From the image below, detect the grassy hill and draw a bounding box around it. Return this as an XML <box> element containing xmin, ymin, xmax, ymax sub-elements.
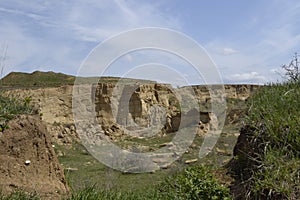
<box><xmin>0</xmin><ymin>71</ymin><xmax>157</xmax><ymax>88</ymax></box>
<box><xmin>0</xmin><ymin>71</ymin><xmax>75</xmax><ymax>87</ymax></box>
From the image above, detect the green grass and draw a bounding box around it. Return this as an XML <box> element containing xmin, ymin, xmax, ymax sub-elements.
<box><xmin>0</xmin><ymin>95</ymin><xmax>33</xmax><ymax>131</ymax></box>
<box><xmin>1</xmin><ymin>71</ymin><xmax>75</xmax><ymax>87</ymax></box>
<box><xmin>252</xmin><ymin>150</ymin><xmax>300</xmax><ymax>199</ymax></box>
<box><xmin>56</xmin><ymin>142</ymin><xmax>172</xmax><ymax>192</ymax></box>
<box><xmin>0</xmin><ymin>155</ymin><xmax>230</xmax><ymax>200</ymax></box>
<box><xmin>158</xmin><ymin>165</ymin><xmax>232</xmax><ymax>200</ymax></box>
<box><xmin>56</xmin><ymin>122</ymin><xmax>240</xmax><ymax>193</ymax></box>
<box><xmin>0</xmin><ymin>71</ymin><xmax>157</xmax><ymax>88</ymax></box>
<box><xmin>67</xmin><ymin>185</ymin><xmax>160</xmax><ymax>200</ymax></box>
<box><xmin>66</xmin><ymin>165</ymin><xmax>231</xmax><ymax>200</ymax></box>
<box><xmin>246</xmin><ymin>83</ymin><xmax>300</xmax><ymax>155</ymax></box>
<box><xmin>0</xmin><ymin>190</ymin><xmax>40</xmax><ymax>200</ymax></box>
<box><xmin>231</xmin><ymin>82</ymin><xmax>300</xmax><ymax>199</ymax></box>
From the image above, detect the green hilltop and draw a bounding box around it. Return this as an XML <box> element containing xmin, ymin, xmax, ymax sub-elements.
<box><xmin>0</xmin><ymin>71</ymin><xmax>75</xmax><ymax>87</ymax></box>
<box><xmin>0</xmin><ymin>71</ymin><xmax>157</xmax><ymax>88</ymax></box>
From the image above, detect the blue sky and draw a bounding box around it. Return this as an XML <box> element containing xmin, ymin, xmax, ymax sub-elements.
<box><xmin>0</xmin><ymin>0</ymin><xmax>300</xmax><ymax>84</ymax></box>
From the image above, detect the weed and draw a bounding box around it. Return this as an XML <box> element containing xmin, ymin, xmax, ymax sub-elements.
<box><xmin>158</xmin><ymin>165</ymin><xmax>232</xmax><ymax>200</ymax></box>
<box><xmin>0</xmin><ymin>95</ymin><xmax>33</xmax><ymax>131</ymax></box>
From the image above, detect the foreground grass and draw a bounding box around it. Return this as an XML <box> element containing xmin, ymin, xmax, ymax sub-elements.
<box><xmin>0</xmin><ymin>190</ymin><xmax>40</xmax><ymax>200</ymax></box>
<box><xmin>68</xmin><ymin>186</ymin><xmax>160</xmax><ymax>200</ymax></box>
<box><xmin>68</xmin><ymin>165</ymin><xmax>231</xmax><ymax>200</ymax></box>
<box><xmin>0</xmin><ymin>165</ymin><xmax>231</xmax><ymax>200</ymax></box>
<box><xmin>231</xmin><ymin>82</ymin><xmax>300</xmax><ymax>199</ymax></box>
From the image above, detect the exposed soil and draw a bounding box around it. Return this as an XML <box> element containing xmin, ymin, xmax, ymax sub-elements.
<box><xmin>0</xmin><ymin>115</ymin><xmax>69</xmax><ymax>199</ymax></box>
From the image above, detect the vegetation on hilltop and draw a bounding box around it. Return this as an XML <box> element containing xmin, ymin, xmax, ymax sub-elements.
<box><xmin>0</xmin><ymin>71</ymin><xmax>75</xmax><ymax>87</ymax></box>
<box><xmin>0</xmin><ymin>71</ymin><xmax>157</xmax><ymax>88</ymax></box>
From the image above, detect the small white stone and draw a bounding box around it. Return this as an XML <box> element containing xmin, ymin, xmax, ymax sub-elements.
<box><xmin>52</xmin><ymin>144</ymin><xmax>55</xmax><ymax>148</ymax></box>
<box><xmin>25</xmin><ymin>160</ymin><xmax>31</xmax><ymax>165</ymax></box>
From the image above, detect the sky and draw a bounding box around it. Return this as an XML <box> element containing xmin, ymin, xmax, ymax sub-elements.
<box><xmin>0</xmin><ymin>0</ymin><xmax>300</xmax><ymax>84</ymax></box>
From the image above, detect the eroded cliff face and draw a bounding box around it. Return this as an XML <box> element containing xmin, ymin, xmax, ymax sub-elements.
<box><xmin>2</xmin><ymin>83</ymin><xmax>259</xmax><ymax>144</ymax></box>
<box><xmin>2</xmin><ymin>86</ymin><xmax>76</xmax><ymax>144</ymax></box>
<box><xmin>94</xmin><ymin>83</ymin><xmax>181</xmax><ymax>137</ymax></box>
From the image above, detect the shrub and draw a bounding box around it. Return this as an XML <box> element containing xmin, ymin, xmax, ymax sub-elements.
<box><xmin>282</xmin><ymin>53</ymin><xmax>300</xmax><ymax>83</ymax></box>
<box><xmin>158</xmin><ymin>165</ymin><xmax>232</xmax><ymax>200</ymax></box>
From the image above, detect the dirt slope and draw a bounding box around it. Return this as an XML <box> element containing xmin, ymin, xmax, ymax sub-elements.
<box><xmin>0</xmin><ymin>115</ymin><xmax>69</xmax><ymax>199</ymax></box>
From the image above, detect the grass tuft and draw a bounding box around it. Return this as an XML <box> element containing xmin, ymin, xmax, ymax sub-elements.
<box><xmin>0</xmin><ymin>95</ymin><xmax>33</xmax><ymax>131</ymax></box>
<box><xmin>158</xmin><ymin>165</ymin><xmax>232</xmax><ymax>200</ymax></box>
<box><xmin>0</xmin><ymin>190</ymin><xmax>40</xmax><ymax>200</ymax></box>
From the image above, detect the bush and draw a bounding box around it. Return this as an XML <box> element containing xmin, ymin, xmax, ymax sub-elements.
<box><xmin>282</xmin><ymin>53</ymin><xmax>299</xmax><ymax>83</ymax></box>
<box><xmin>158</xmin><ymin>165</ymin><xmax>232</xmax><ymax>200</ymax></box>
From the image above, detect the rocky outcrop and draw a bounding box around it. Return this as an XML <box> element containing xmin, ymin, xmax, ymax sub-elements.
<box><xmin>2</xmin><ymin>83</ymin><xmax>260</xmax><ymax>143</ymax></box>
<box><xmin>94</xmin><ymin>83</ymin><xmax>181</xmax><ymax>137</ymax></box>
<box><xmin>0</xmin><ymin>115</ymin><xmax>69</xmax><ymax>199</ymax></box>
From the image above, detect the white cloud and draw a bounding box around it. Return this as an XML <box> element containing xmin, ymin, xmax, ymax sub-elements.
<box><xmin>223</xmin><ymin>47</ymin><xmax>238</xmax><ymax>56</ymax></box>
<box><xmin>227</xmin><ymin>72</ymin><xmax>267</xmax><ymax>83</ymax></box>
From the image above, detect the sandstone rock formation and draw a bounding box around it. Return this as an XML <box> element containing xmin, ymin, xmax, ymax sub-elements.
<box><xmin>2</xmin><ymin>83</ymin><xmax>259</xmax><ymax>144</ymax></box>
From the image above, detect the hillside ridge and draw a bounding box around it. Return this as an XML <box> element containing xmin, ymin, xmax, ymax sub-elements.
<box><xmin>0</xmin><ymin>71</ymin><xmax>261</xmax><ymax>88</ymax></box>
